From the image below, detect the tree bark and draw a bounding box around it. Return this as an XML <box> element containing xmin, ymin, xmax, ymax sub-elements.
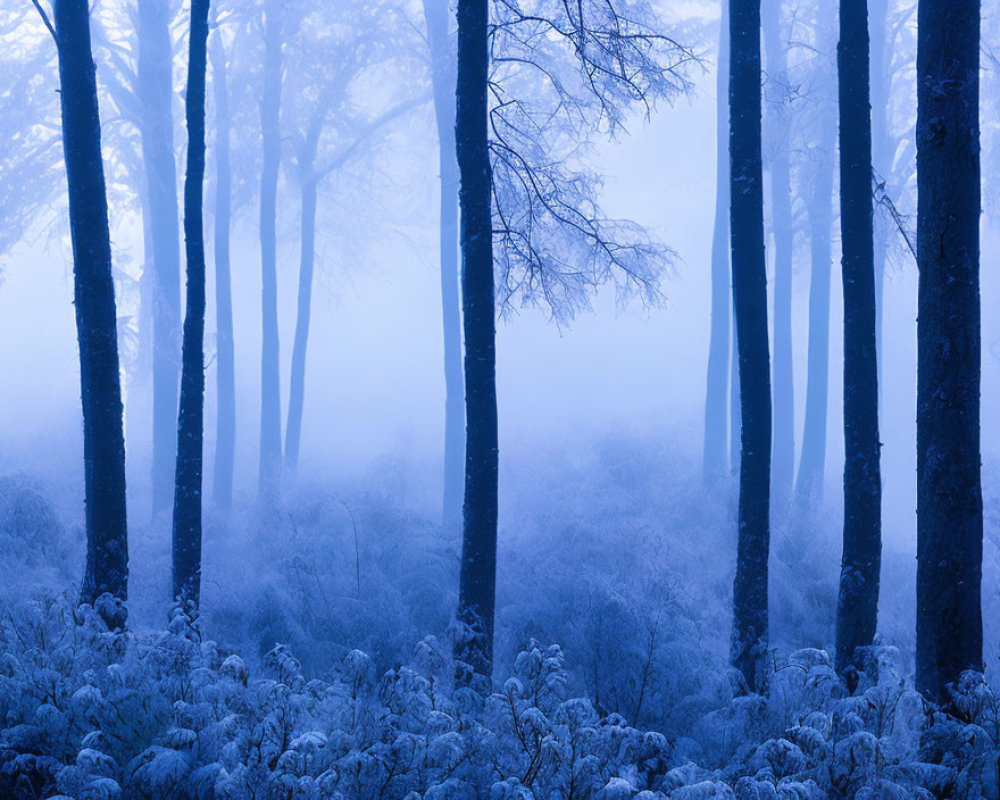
<box><xmin>835</xmin><ymin>0</ymin><xmax>882</xmax><ymax>673</ymax></box>
<box><xmin>137</xmin><ymin>0</ymin><xmax>182</xmax><ymax>517</ymax></box>
<box><xmin>258</xmin><ymin>0</ymin><xmax>284</xmax><ymax>505</ymax></box>
<box><xmin>729</xmin><ymin>0</ymin><xmax>771</xmax><ymax>694</ymax></box>
<box><xmin>53</xmin><ymin>0</ymin><xmax>130</xmax><ymax>626</ymax></box>
<box><xmin>915</xmin><ymin>0</ymin><xmax>983</xmax><ymax>702</ymax></box>
<box><xmin>703</xmin><ymin>2</ymin><xmax>732</xmax><ymax>485</ymax></box>
<box><xmin>211</xmin><ymin>30</ymin><xmax>235</xmax><ymax>510</ymax></box>
<box><xmin>762</xmin><ymin>0</ymin><xmax>794</xmax><ymax>511</ymax></box>
<box><xmin>423</xmin><ymin>0</ymin><xmax>465</xmax><ymax>537</ymax></box>
<box><xmin>172</xmin><ymin>0</ymin><xmax>210</xmax><ymax>609</ymax></box>
<box><xmin>455</xmin><ymin>0</ymin><xmax>498</xmax><ymax>682</ymax></box>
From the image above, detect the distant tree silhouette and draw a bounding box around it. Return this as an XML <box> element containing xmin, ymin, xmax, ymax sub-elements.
<box><xmin>762</xmin><ymin>0</ymin><xmax>794</xmax><ymax>512</ymax></box>
<box><xmin>257</xmin><ymin>0</ymin><xmax>283</xmax><ymax>506</ymax></box>
<box><xmin>137</xmin><ymin>0</ymin><xmax>183</xmax><ymax>517</ymax></box>
<box><xmin>210</xmin><ymin>23</ymin><xmax>235</xmax><ymax>510</ymax></box>
<box><xmin>423</xmin><ymin>0</ymin><xmax>465</xmax><ymax>538</ymax></box>
<box><xmin>703</xmin><ymin>2</ymin><xmax>731</xmax><ymax>485</ymax></box>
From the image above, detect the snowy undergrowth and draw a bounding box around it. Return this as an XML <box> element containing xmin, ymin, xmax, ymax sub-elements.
<box><xmin>2</xmin><ymin>601</ymin><xmax>999</xmax><ymax>799</ymax></box>
<box><xmin>2</xmin><ymin>440</ymin><xmax>1000</xmax><ymax>797</ymax></box>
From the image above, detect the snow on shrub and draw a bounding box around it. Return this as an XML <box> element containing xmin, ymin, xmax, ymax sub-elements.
<box><xmin>0</xmin><ymin>599</ymin><xmax>996</xmax><ymax>799</ymax></box>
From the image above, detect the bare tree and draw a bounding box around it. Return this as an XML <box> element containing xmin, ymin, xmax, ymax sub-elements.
<box><xmin>172</xmin><ymin>0</ymin><xmax>211</xmax><ymax>611</ymax></box>
<box><xmin>915</xmin><ymin>0</ymin><xmax>982</xmax><ymax>703</ymax></box>
<box><xmin>33</xmin><ymin>0</ymin><xmax>130</xmax><ymax>627</ymax></box>
<box><xmin>835</xmin><ymin>0</ymin><xmax>882</xmax><ymax>673</ymax></box>
<box><xmin>423</xmin><ymin>0</ymin><xmax>465</xmax><ymax>538</ymax></box>
<box><xmin>454</xmin><ymin>0</ymin><xmax>694</xmax><ymax>680</ymax></box>
<box><xmin>728</xmin><ymin>0</ymin><xmax>771</xmax><ymax>694</ymax></box>
<box><xmin>257</xmin><ymin>0</ymin><xmax>283</xmax><ymax>506</ymax></box>
<box><xmin>703</xmin><ymin>1</ymin><xmax>731</xmax><ymax>485</ymax></box>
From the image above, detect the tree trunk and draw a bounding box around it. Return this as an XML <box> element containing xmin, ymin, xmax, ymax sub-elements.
<box><xmin>835</xmin><ymin>0</ymin><xmax>882</xmax><ymax>673</ymax></box>
<box><xmin>258</xmin><ymin>0</ymin><xmax>283</xmax><ymax>505</ymax></box>
<box><xmin>423</xmin><ymin>0</ymin><xmax>465</xmax><ymax>537</ymax></box>
<box><xmin>915</xmin><ymin>0</ymin><xmax>982</xmax><ymax>703</ymax></box>
<box><xmin>762</xmin><ymin>0</ymin><xmax>794</xmax><ymax>511</ymax></box>
<box><xmin>284</xmin><ymin>176</ymin><xmax>318</xmax><ymax>471</ymax></box>
<box><xmin>455</xmin><ymin>0</ymin><xmax>498</xmax><ymax>682</ymax></box>
<box><xmin>703</xmin><ymin>1</ymin><xmax>732</xmax><ymax>485</ymax></box>
<box><xmin>730</xmin><ymin>315</ymin><xmax>740</xmax><ymax>475</ymax></box>
<box><xmin>137</xmin><ymin>0</ymin><xmax>182</xmax><ymax>516</ymax></box>
<box><xmin>53</xmin><ymin>0</ymin><xmax>130</xmax><ymax>627</ymax></box>
<box><xmin>172</xmin><ymin>0</ymin><xmax>210</xmax><ymax>610</ymax></box>
<box><xmin>795</xmin><ymin>121</ymin><xmax>835</xmax><ymax>506</ymax></box>
<box><xmin>869</xmin><ymin>0</ymin><xmax>889</xmax><ymax>391</ymax></box>
<box><xmin>729</xmin><ymin>0</ymin><xmax>772</xmax><ymax>694</ymax></box>
<box><xmin>211</xmin><ymin>31</ymin><xmax>235</xmax><ymax>510</ymax></box>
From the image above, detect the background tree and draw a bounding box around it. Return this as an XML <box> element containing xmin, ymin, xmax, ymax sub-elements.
<box><xmin>36</xmin><ymin>0</ymin><xmax>130</xmax><ymax>626</ymax></box>
<box><xmin>423</xmin><ymin>0</ymin><xmax>465</xmax><ymax>535</ymax></box>
<box><xmin>729</xmin><ymin>0</ymin><xmax>771</xmax><ymax>693</ymax></box>
<box><xmin>795</xmin><ymin>119</ymin><xmax>836</xmax><ymax>506</ymax></box>
<box><xmin>210</xmin><ymin>15</ymin><xmax>235</xmax><ymax>509</ymax></box>
<box><xmin>282</xmin><ymin>3</ymin><xmax>427</xmax><ymax>474</ymax></box>
<box><xmin>137</xmin><ymin>0</ymin><xmax>183</xmax><ymax>517</ymax></box>
<box><xmin>454</xmin><ymin>0</ymin><xmax>694</xmax><ymax>679</ymax></box>
<box><xmin>835</xmin><ymin>0</ymin><xmax>881</xmax><ymax>672</ymax></box>
<box><xmin>915</xmin><ymin>0</ymin><xmax>982</xmax><ymax>702</ymax></box>
<box><xmin>257</xmin><ymin>0</ymin><xmax>284</xmax><ymax>505</ymax></box>
<box><xmin>172</xmin><ymin>0</ymin><xmax>210</xmax><ymax>610</ymax></box>
<box><xmin>0</xmin><ymin>17</ymin><xmax>63</xmax><ymax>258</ymax></box>
<box><xmin>762</xmin><ymin>0</ymin><xmax>794</xmax><ymax>512</ymax></box>
<box><xmin>870</xmin><ymin>0</ymin><xmax>916</xmax><ymax>381</ymax></box>
<box><xmin>702</xmin><ymin>1</ymin><xmax>731</xmax><ymax>485</ymax></box>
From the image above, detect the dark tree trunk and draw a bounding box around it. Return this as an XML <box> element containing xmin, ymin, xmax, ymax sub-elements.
<box><xmin>172</xmin><ymin>0</ymin><xmax>210</xmax><ymax>609</ymax></box>
<box><xmin>211</xmin><ymin>31</ymin><xmax>235</xmax><ymax>510</ymax></box>
<box><xmin>915</xmin><ymin>0</ymin><xmax>983</xmax><ymax>702</ymax></box>
<box><xmin>703</xmin><ymin>2</ymin><xmax>732</xmax><ymax>485</ymax></box>
<box><xmin>729</xmin><ymin>0</ymin><xmax>772</xmax><ymax>694</ymax></box>
<box><xmin>795</xmin><ymin>121</ymin><xmax>835</xmax><ymax>506</ymax></box>
<box><xmin>284</xmin><ymin>172</ymin><xmax>318</xmax><ymax>472</ymax></box>
<box><xmin>258</xmin><ymin>0</ymin><xmax>284</xmax><ymax>504</ymax></box>
<box><xmin>455</xmin><ymin>0</ymin><xmax>498</xmax><ymax>681</ymax></box>
<box><xmin>423</xmin><ymin>0</ymin><xmax>465</xmax><ymax>536</ymax></box>
<box><xmin>137</xmin><ymin>0</ymin><xmax>182</xmax><ymax>517</ymax></box>
<box><xmin>762</xmin><ymin>0</ymin><xmax>794</xmax><ymax>511</ymax></box>
<box><xmin>53</xmin><ymin>0</ymin><xmax>129</xmax><ymax>626</ymax></box>
<box><xmin>835</xmin><ymin>0</ymin><xmax>882</xmax><ymax>673</ymax></box>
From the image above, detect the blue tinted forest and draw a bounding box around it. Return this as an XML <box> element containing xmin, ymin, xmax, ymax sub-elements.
<box><xmin>0</xmin><ymin>0</ymin><xmax>998</xmax><ymax>797</ymax></box>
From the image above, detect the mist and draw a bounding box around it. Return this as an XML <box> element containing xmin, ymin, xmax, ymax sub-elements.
<box><xmin>1</xmin><ymin>0</ymin><xmax>999</xmax><ymax>797</ymax></box>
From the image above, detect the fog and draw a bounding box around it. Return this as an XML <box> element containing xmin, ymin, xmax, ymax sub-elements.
<box><xmin>1</xmin><ymin>0</ymin><xmax>999</xmax><ymax>795</ymax></box>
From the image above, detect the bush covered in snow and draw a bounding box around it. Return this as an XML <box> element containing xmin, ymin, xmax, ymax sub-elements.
<box><xmin>1</xmin><ymin>599</ymin><xmax>998</xmax><ymax>800</ymax></box>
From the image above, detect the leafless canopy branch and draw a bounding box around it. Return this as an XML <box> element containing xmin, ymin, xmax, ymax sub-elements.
<box><xmin>30</xmin><ymin>0</ymin><xmax>57</xmax><ymax>44</ymax></box>
<box><xmin>486</xmin><ymin>0</ymin><xmax>697</xmax><ymax>320</ymax></box>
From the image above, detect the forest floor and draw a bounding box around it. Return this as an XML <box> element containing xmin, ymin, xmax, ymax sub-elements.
<box><xmin>1</xmin><ymin>436</ymin><xmax>999</xmax><ymax>798</ymax></box>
